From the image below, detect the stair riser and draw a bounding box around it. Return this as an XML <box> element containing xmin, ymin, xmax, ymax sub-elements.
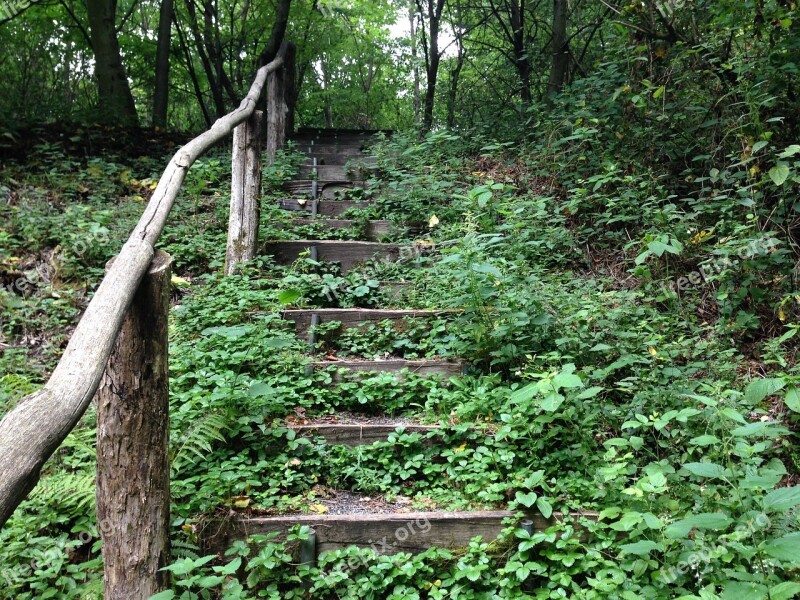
<box><xmin>283</xmin><ymin>309</ymin><xmax>446</xmax><ymax>336</ymax></box>
<box><xmin>264</xmin><ymin>241</ymin><xmax>400</xmax><ymax>273</ymax></box>
<box><xmin>290</xmin><ymin>219</ymin><xmax>393</xmax><ymax>241</ymax></box>
<box><xmin>304</xmin><ymin>154</ymin><xmax>377</xmax><ymax>166</ymax></box>
<box><xmin>210</xmin><ymin>511</ymin><xmax>593</xmax><ymax>556</ymax></box>
<box><xmin>297</xmin><ymin>165</ymin><xmax>375</xmax><ymax>180</ymax></box>
<box><xmin>312</xmin><ymin>360</ymin><xmax>463</xmax><ymax>379</ymax></box>
<box><xmin>288</xmin><ymin>424</ymin><xmax>442</xmax><ymax>446</ymax></box>
<box><xmin>277</xmin><ymin>199</ymin><xmax>371</xmax><ymax>217</ymax></box>
<box><xmin>282</xmin><ymin>181</ymin><xmax>367</xmax><ymax>199</ymax></box>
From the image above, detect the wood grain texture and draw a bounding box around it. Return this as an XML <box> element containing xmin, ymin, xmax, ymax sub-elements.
<box><xmin>282</xmin><ymin>308</ymin><xmax>450</xmax><ymax>336</ymax></box>
<box><xmin>215</xmin><ymin>510</ymin><xmax>597</xmax><ymax>555</ymax></box>
<box><xmin>225</xmin><ymin>110</ymin><xmax>263</xmax><ymax>274</ymax></box>
<box><xmin>303</xmin><ymin>153</ymin><xmax>377</xmax><ymax>166</ymax></box>
<box><xmin>0</xmin><ymin>50</ymin><xmax>287</xmax><ymax>528</ymax></box>
<box><xmin>288</xmin><ymin>424</ymin><xmax>441</xmax><ymax>446</ymax></box>
<box><xmin>276</xmin><ymin>199</ymin><xmax>372</xmax><ymax>217</ymax></box>
<box><xmin>282</xmin><ymin>180</ymin><xmax>368</xmax><ymax>199</ymax></box>
<box><xmin>96</xmin><ymin>251</ymin><xmax>171</xmax><ymax>600</ymax></box>
<box><xmin>311</xmin><ymin>359</ymin><xmax>464</xmax><ymax>378</ymax></box>
<box><xmin>264</xmin><ymin>240</ymin><xmax>401</xmax><ymax>273</ymax></box>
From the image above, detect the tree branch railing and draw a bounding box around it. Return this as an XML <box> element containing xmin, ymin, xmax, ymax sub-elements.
<box><xmin>0</xmin><ymin>47</ymin><xmax>292</xmax><ymax>533</ymax></box>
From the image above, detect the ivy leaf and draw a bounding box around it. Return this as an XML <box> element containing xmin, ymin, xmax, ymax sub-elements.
<box><xmin>769</xmin><ymin>164</ymin><xmax>791</xmax><ymax>186</ymax></box>
<box><xmin>515</xmin><ymin>491</ymin><xmax>538</xmax><ymax>508</ymax></box>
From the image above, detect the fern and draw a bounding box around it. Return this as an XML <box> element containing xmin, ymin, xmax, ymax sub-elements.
<box><xmin>32</xmin><ymin>471</ymin><xmax>96</xmax><ymax>512</ymax></box>
<box><xmin>171</xmin><ymin>412</ymin><xmax>229</xmax><ymax>473</ymax></box>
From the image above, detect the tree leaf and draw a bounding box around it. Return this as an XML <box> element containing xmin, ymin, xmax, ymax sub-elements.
<box><xmin>278</xmin><ymin>288</ymin><xmax>302</xmax><ymax>305</ymax></box>
<box><xmin>682</xmin><ymin>462</ymin><xmax>728</xmax><ymax>478</ymax></box>
<box><xmin>769</xmin><ymin>164</ymin><xmax>791</xmax><ymax>186</ymax></box>
<box><xmin>515</xmin><ymin>491</ymin><xmax>538</xmax><ymax>508</ymax></box>
<box><xmin>744</xmin><ymin>378</ymin><xmax>785</xmax><ymax>404</ymax></box>
<box><xmin>536</xmin><ymin>496</ymin><xmax>553</xmax><ymax>519</ymax></box>
<box><xmin>785</xmin><ymin>387</ymin><xmax>800</xmax><ymax>413</ymax></box>
<box><xmin>665</xmin><ymin>513</ymin><xmax>732</xmax><ymax>538</ymax></box>
<box><xmin>619</xmin><ymin>540</ymin><xmax>660</xmax><ymax>556</ymax></box>
<box><xmin>763</xmin><ymin>532</ymin><xmax>800</xmax><ymax>563</ymax></box>
<box><xmin>762</xmin><ymin>486</ymin><xmax>800</xmax><ymax>513</ymax></box>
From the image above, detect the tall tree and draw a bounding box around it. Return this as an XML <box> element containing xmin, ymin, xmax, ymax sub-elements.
<box><xmin>86</xmin><ymin>0</ymin><xmax>138</xmax><ymax>124</ymax></box>
<box><xmin>153</xmin><ymin>0</ymin><xmax>173</xmax><ymax>128</ymax></box>
<box><xmin>546</xmin><ymin>0</ymin><xmax>568</xmax><ymax>95</ymax></box>
<box><xmin>416</xmin><ymin>0</ymin><xmax>447</xmax><ymax>131</ymax></box>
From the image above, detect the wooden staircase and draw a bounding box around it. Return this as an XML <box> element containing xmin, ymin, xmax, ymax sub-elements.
<box><xmin>222</xmin><ymin>129</ymin><xmax>593</xmax><ymax>565</ymax></box>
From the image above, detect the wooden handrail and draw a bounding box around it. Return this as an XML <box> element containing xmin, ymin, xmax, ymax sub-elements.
<box><xmin>0</xmin><ymin>53</ymin><xmax>286</xmax><ymax>528</ymax></box>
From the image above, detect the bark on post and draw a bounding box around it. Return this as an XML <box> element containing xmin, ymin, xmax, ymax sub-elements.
<box><xmin>266</xmin><ymin>43</ymin><xmax>290</xmax><ymax>164</ymax></box>
<box><xmin>96</xmin><ymin>250</ymin><xmax>172</xmax><ymax>600</ymax></box>
<box><xmin>226</xmin><ymin>110</ymin><xmax>264</xmax><ymax>274</ymax></box>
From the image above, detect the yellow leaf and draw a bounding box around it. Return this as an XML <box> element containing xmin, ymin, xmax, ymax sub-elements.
<box><xmin>171</xmin><ymin>275</ymin><xmax>191</xmax><ymax>287</ymax></box>
<box><xmin>778</xmin><ymin>305</ymin><xmax>787</xmax><ymax>321</ymax></box>
<box><xmin>454</xmin><ymin>442</ymin><xmax>467</xmax><ymax>453</ymax></box>
<box><xmin>428</xmin><ymin>214</ymin><xmax>440</xmax><ymax>228</ymax></box>
<box><xmin>648</xmin><ymin>347</ymin><xmax>658</xmax><ymax>356</ymax></box>
<box><xmin>308</xmin><ymin>503</ymin><xmax>329</xmax><ymax>514</ymax></box>
<box><xmin>232</xmin><ymin>496</ymin><xmax>251</xmax><ymax>508</ymax></box>
<box><xmin>749</xmin><ymin>165</ymin><xmax>761</xmax><ymax>177</ymax></box>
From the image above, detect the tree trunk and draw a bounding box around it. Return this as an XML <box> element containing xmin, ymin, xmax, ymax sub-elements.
<box><xmin>446</xmin><ymin>48</ymin><xmax>465</xmax><ymax>128</ymax></box>
<box><xmin>509</xmin><ymin>0</ymin><xmax>532</xmax><ymax>105</ymax></box>
<box><xmin>547</xmin><ymin>0</ymin><xmax>569</xmax><ymax>96</ymax></box>
<box><xmin>266</xmin><ymin>45</ymin><xmax>289</xmax><ymax>163</ymax></box>
<box><xmin>96</xmin><ymin>250</ymin><xmax>172</xmax><ymax>599</ymax></box>
<box><xmin>86</xmin><ymin>0</ymin><xmax>138</xmax><ymax>125</ymax></box>
<box><xmin>226</xmin><ymin>111</ymin><xmax>263</xmax><ymax>274</ymax></box>
<box><xmin>153</xmin><ymin>0</ymin><xmax>173</xmax><ymax>128</ymax></box>
<box><xmin>409</xmin><ymin>1</ymin><xmax>421</xmax><ymax>123</ymax></box>
<box><xmin>420</xmin><ymin>0</ymin><xmax>446</xmax><ymax>132</ymax></box>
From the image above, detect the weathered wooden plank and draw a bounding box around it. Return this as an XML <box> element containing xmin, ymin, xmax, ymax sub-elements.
<box><xmin>282</xmin><ymin>308</ymin><xmax>449</xmax><ymax>336</ymax></box>
<box><xmin>301</xmin><ymin>144</ymin><xmax>365</xmax><ymax>157</ymax></box>
<box><xmin>264</xmin><ymin>240</ymin><xmax>401</xmax><ymax>273</ymax></box>
<box><xmin>311</xmin><ymin>359</ymin><xmax>464</xmax><ymax>378</ymax></box>
<box><xmin>297</xmin><ymin>164</ymin><xmax>374</xmax><ymax>180</ymax></box>
<box><xmin>303</xmin><ymin>153</ymin><xmax>377</xmax><ymax>166</ymax></box>
<box><xmin>288</xmin><ymin>424</ymin><xmax>441</xmax><ymax>446</ymax></box>
<box><xmin>282</xmin><ymin>180</ymin><xmax>368</xmax><ymax>199</ymax></box>
<box><xmin>291</xmin><ymin>219</ymin><xmax>394</xmax><ymax>240</ymax></box>
<box><xmin>276</xmin><ymin>199</ymin><xmax>373</xmax><ymax>217</ymax></box>
<box><xmin>217</xmin><ymin>510</ymin><xmax>595</xmax><ymax>555</ymax></box>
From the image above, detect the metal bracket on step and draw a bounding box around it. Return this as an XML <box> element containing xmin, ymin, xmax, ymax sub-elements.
<box><xmin>309</xmin><ymin>244</ymin><xmax>319</xmax><ymax>262</ymax></box>
<box><xmin>311</xmin><ymin>198</ymin><xmax>319</xmax><ymax>218</ymax></box>
<box><xmin>307</xmin><ymin>313</ymin><xmax>320</xmax><ymax>350</ymax></box>
<box><xmin>311</xmin><ymin>179</ymin><xmax>319</xmax><ymax>202</ymax></box>
<box><xmin>300</xmin><ymin>527</ymin><xmax>317</xmax><ymax>588</ymax></box>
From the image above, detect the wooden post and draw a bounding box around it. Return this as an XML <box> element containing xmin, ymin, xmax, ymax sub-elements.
<box><xmin>266</xmin><ymin>42</ymin><xmax>291</xmax><ymax>165</ymax></box>
<box><xmin>96</xmin><ymin>250</ymin><xmax>172</xmax><ymax>600</ymax></box>
<box><xmin>225</xmin><ymin>110</ymin><xmax>264</xmax><ymax>274</ymax></box>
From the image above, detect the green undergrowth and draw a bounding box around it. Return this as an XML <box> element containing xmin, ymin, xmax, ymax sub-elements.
<box><xmin>1</xmin><ymin>123</ymin><xmax>800</xmax><ymax>599</ymax></box>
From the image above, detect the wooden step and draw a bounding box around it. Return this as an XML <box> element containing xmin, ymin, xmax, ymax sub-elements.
<box><xmin>304</xmin><ymin>153</ymin><xmax>377</xmax><ymax>166</ymax></box>
<box><xmin>300</xmin><ymin>144</ymin><xmax>365</xmax><ymax>157</ymax></box>
<box><xmin>293</xmin><ymin>127</ymin><xmax>393</xmax><ymax>140</ymax></box>
<box><xmin>283</xmin><ymin>308</ymin><xmax>449</xmax><ymax>336</ymax></box>
<box><xmin>290</xmin><ymin>219</ymin><xmax>393</xmax><ymax>240</ymax></box>
<box><xmin>213</xmin><ymin>510</ymin><xmax>594</xmax><ymax>556</ymax></box>
<box><xmin>311</xmin><ymin>359</ymin><xmax>464</xmax><ymax>378</ymax></box>
<box><xmin>288</xmin><ymin>423</ymin><xmax>442</xmax><ymax>446</ymax></box>
<box><xmin>264</xmin><ymin>240</ymin><xmax>400</xmax><ymax>272</ymax></box>
<box><xmin>283</xmin><ymin>180</ymin><xmax>367</xmax><ymax>199</ymax></box>
<box><xmin>297</xmin><ymin>164</ymin><xmax>376</xmax><ymax>180</ymax></box>
<box><xmin>277</xmin><ymin>199</ymin><xmax>372</xmax><ymax>217</ymax></box>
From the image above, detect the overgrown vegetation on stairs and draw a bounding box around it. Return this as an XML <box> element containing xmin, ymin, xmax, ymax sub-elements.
<box><xmin>1</xmin><ymin>123</ymin><xmax>800</xmax><ymax>598</ymax></box>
